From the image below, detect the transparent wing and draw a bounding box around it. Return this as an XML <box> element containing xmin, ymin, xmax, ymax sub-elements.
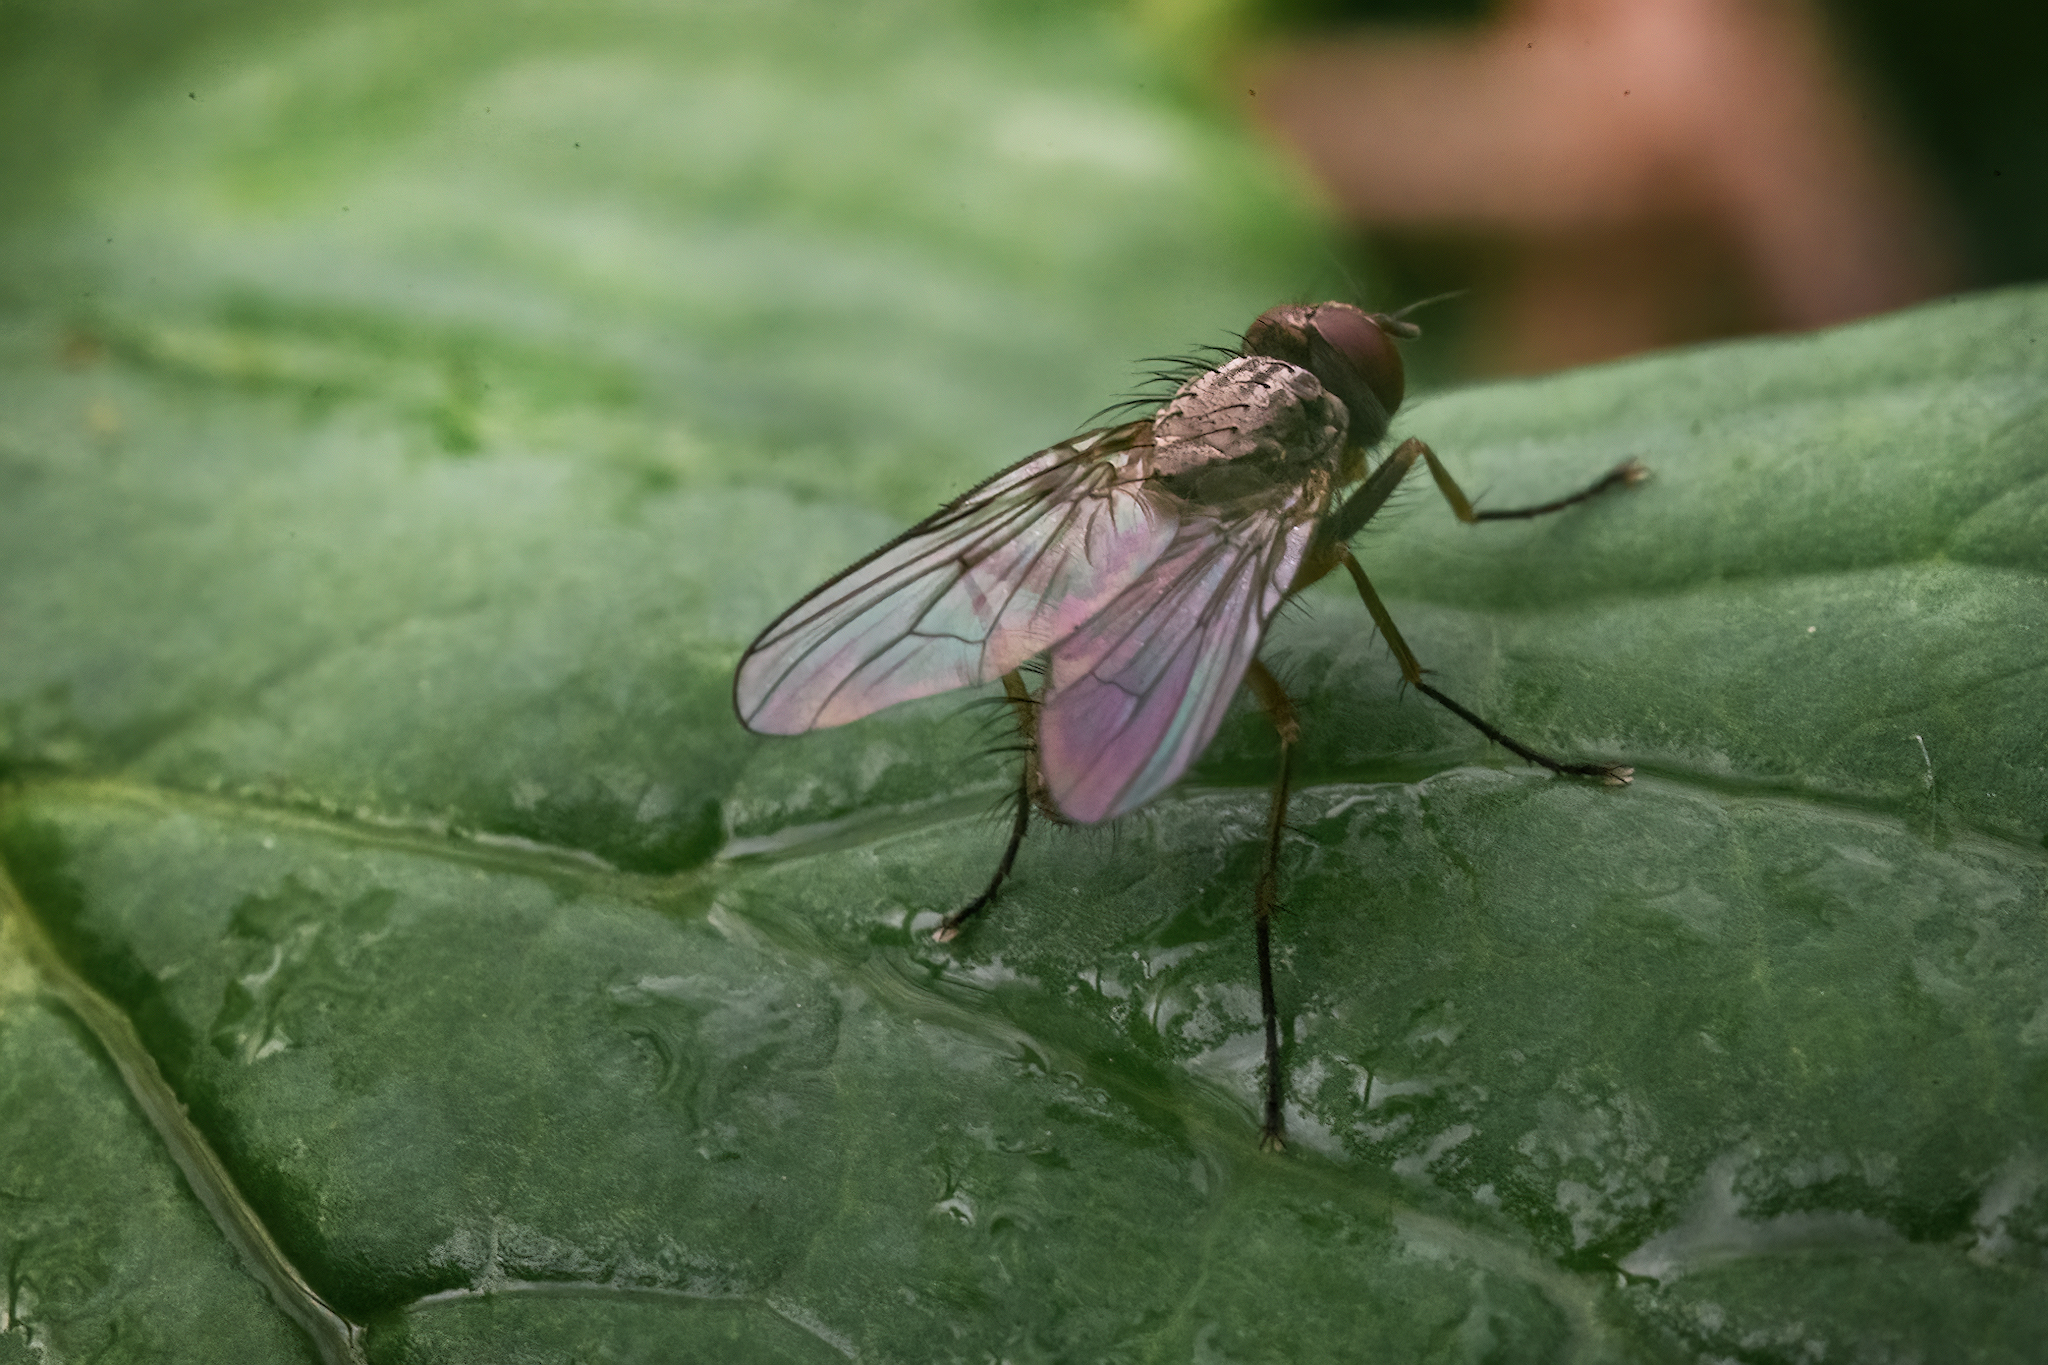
<box><xmin>735</xmin><ymin>424</ymin><xmax>1177</xmax><ymax>734</ymax></box>
<box><xmin>1038</xmin><ymin>494</ymin><xmax>1323</xmax><ymax>824</ymax></box>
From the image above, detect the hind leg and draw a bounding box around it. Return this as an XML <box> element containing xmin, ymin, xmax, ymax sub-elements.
<box><xmin>934</xmin><ymin>671</ymin><xmax>1045</xmax><ymax>943</ymax></box>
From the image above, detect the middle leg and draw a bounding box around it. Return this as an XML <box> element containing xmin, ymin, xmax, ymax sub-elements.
<box><xmin>1336</xmin><ymin>546</ymin><xmax>1632</xmax><ymax>784</ymax></box>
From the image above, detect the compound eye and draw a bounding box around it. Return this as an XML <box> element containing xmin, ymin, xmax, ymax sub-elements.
<box><xmin>1241</xmin><ymin>304</ymin><xmax>1315</xmax><ymax>369</ymax></box>
<box><xmin>1307</xmin><ymin>303</ymin><xmax>1406</xmax><ymax>418</ymax></box>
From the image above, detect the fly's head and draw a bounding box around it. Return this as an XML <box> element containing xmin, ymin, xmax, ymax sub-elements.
<box><xmin>1241</xmin><ymin>302</ymin><xmax>1415</xmax><ymax>454</ymax></box>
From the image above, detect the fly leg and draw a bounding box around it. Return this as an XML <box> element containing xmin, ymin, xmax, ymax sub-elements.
<box><xmin>1336</xmin><ymin>546</ymin><xmax>1632</xmax><ymax>784</ymax></box>
<box><xmin>935</xmin><ymin>671</ymin><xmax>1051</xmax><ymax>943</ymax></box>
<box><xmin>1302</xmin><ymin>441</ymin><xmax>1641</xmax><ymax>778</ymax></box>
<box><xmin>1412</xmin><ymin>442</ymin><xmax>1646</xmax><ymax>525</ymax></box>
<box><xmin>1320</xmin><ymin>439</ymin><xmax>1643</xmax><ymax>547</ymax></box>
<box><xmin>1243</xmin><ymin>658</ymin><xmax>1300</xmax><ymax>1151</ymax></box>
<box><xmin>1469</xmin><ymin>463</ymin><xmax>1648</xmax><ymax>519</ymax></box>
<box><xmin>1445</xmin><ymin>453</ymin><xmax>1647</xmax><ymax>523</ymax></box>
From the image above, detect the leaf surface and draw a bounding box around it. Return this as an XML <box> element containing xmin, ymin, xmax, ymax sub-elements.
<box><xmin>3</xmin><ymin>1</ymin><xmax>2046</xmax><ymax>1361</ymax></box>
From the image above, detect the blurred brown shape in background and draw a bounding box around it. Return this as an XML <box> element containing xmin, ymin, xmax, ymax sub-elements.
<box><xmin>1248</xmin><ymin>0</ymin><xmax>1962</xmax><ymax>373</ymax></box>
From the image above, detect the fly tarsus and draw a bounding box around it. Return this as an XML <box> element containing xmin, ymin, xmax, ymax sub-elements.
<box><xmin>1246</xmin><ymin>660</ymin><xmax>1298</xmax><ymax>1151</ymax></box>
<box><xmin>1337</xmin><ymin>549</ymin><xmax>1633</xmax><ymax>787</ymax></box>
<box><xmin>1413</xmin><ymin>680</ymin><xmax>1633</xmax><ymax>785</ymax></box>
<box><xmin>1256</xmin><ymin>907</ymin><xmax>1287</xmax><ymax>1152</ymax></box>
<box><xmin>1471</xmin><ymin>457</ymin><xmax>1648</xmax><ymax>521</ymax></box>
<box><xmin>934</xmin><ymin>770</ymin><xmax>1032</xmax><ymax>942</ymax></box>
<box><xmin>935</xmin><ymin>671</ymin><xmax>1043</xmax><ymax>943</ymax></box>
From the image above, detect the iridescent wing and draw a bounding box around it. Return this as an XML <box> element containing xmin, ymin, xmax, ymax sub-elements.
<box><xmin>735</xmin><ymin>423</ymin><xmax>1177</xmax><ymax>734</ymax></box>
<box><xmin>1037</xmin><ymin>490</ymin><xmax>1325</xmax><ymax>823</ymax></box>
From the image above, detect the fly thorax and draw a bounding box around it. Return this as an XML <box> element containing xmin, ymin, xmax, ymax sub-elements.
<box><xmin>1149</xmin><ymin>356</ymin><xmax>1347</xmax><ymax>507</ymax></box>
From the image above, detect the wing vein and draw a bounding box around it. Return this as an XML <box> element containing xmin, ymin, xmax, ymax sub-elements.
<box><xmin>734</xmin><ymin>425</ymin><xmax>1178</xmax><ymax>734</ymax></box>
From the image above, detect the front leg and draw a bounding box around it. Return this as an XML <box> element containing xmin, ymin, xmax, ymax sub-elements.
<box><xmin>1315</xmin><ymin>438</ymin><xmax>1645</xmax><ymax>554</ymax></box>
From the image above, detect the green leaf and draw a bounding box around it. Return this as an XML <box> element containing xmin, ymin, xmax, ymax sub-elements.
<box><xmin>4</xmin><ymin>1</ymin><xmax>2046</xmax><ymax>1361</ymax></box>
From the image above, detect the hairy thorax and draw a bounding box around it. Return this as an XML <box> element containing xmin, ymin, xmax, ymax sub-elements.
<box><xmin>1148</xmin><ymin>356</ymin><xmax>1349</xmax><ymax>508</ymax></box>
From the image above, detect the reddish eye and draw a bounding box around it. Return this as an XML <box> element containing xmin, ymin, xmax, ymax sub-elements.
<box><xmin>1304</xmin><ymin>303</ymin><xmax>1406</xmax><ymax>418</ymax></box>
<box><xmin>1243</xmin><ymin>301</ymin><xmax>1412</xmax><ymax>425</ymax></box>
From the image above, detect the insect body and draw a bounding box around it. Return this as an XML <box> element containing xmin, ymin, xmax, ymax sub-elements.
<box><xmin>734</xmin><ymin>302</ymin><xmax>1640</xmax><ymax>1148</ymax></box>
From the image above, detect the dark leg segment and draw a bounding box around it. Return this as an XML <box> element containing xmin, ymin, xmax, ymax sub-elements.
<box><xmin>1336</xmin><ymin>547</ymin><xmax>1632</xmax><ymax>784</ymax></box>
<box><xmin>933</xmin><ymin>762</ymin><xmax>1030</xmax><ymax>942</ymax></box>
<box><xmin>1243</xmin><ymin>658</ymin><xmax>1299</xmax><ymax>1150</ymax></box>
<box><xmin>1234</xmin><ymin>446</ymin><xmax>1639</xmax><ymax>1149</ymax></box>
<box><xmin>934</xmin><ymin>671</ymin><xmax>1041</xmax><ymax>943</ymax></box>
<box><xmin>1421</xmin><ymin>445</ymin><xmax>1645</xmax><ymax>526</ymax></box>
<box><xmin>1410</xmin><ymin>679</ymin><xmax>1630</xmax><ymax>783</ymax></box>
<box><xmin>1470</xmin><ymin>458</ymin><xmax>1647</xmax><ymax>521</ymax></box>
<box><xmin>1253</xmin><ymin>754</ymin><xmax>1293</xmax><ymax>1151</ymax></box>
<box><xmin>1320</xmin><ymin>439</ymin><xmax>1643</xmax><ymax>551</ymax></box>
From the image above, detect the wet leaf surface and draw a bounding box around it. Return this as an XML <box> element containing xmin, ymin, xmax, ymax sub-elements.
<box><xmin>3</xmin><ymin>1</ymin><xmax>2046</xmax><ymax>1361</ymax></box>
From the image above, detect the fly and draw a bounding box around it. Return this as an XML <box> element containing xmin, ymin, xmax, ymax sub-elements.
<box><xmin>733</xmin><ymin>301</ymin><xmax>1644</xmax><ymax>1149</ymax></box>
